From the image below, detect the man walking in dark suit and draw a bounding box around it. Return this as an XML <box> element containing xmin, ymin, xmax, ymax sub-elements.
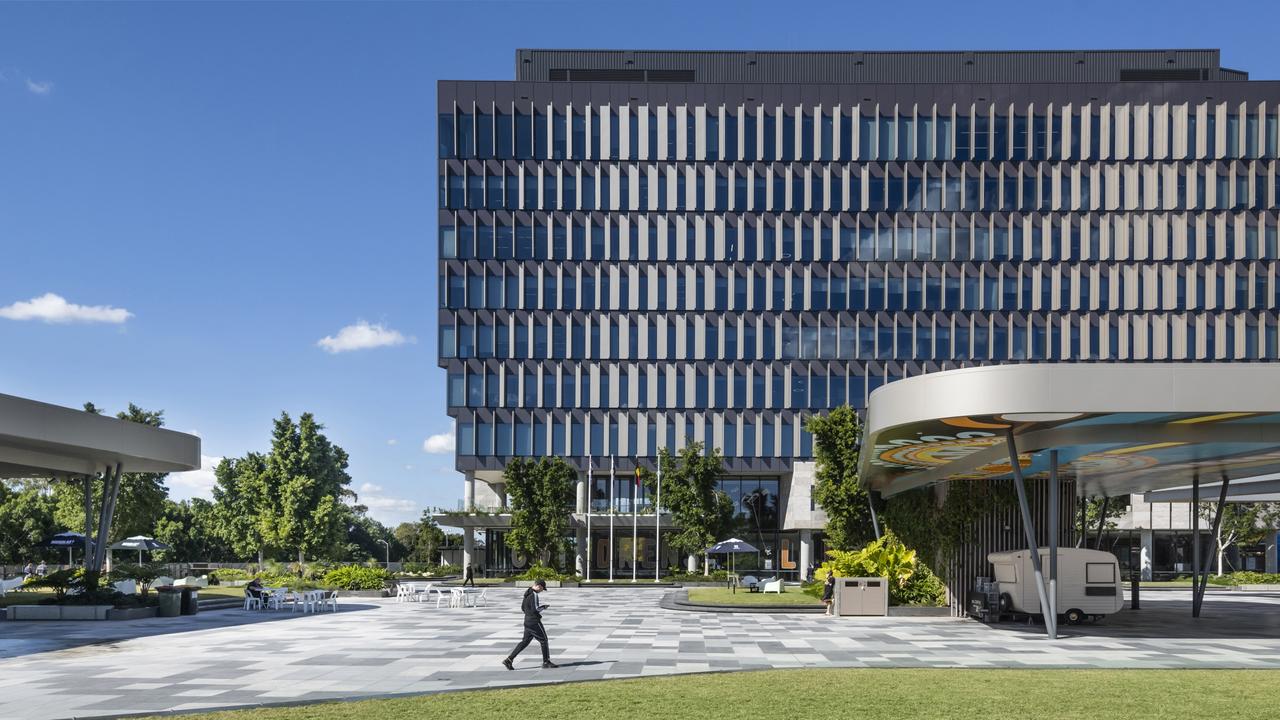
<box><xmin>502</xmin><ymin>579</ymin><xmax>558</xmax><ymax>669</ymax></box>
<box><xmin>462</xmin><ymin>564</ymin><xmax>475</xmax><ymax>587</ymax></box>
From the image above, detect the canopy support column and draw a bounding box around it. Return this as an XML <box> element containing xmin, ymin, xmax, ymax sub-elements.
<box><xmin>1005</xmin><ymin>429</ymin><xmax>1057</xmax><ymax>639</ymax></box>
<box><xmin>91</xmin><ymin>463</ymin><xmax>123</xmax><ymax>574</ymax></box>
<box><xmin>1193</xmin><ymin>474</ymin><xmax>1231</xmax><ymax>617</ymax></box>
<box><xmin>1048</xmin><ymin>450</ymin><xmax>1059</xmax><ymax>628</ymax></box>
<box><xmin>1094</xmin><ymin>496</ymin><xmax>1110</xmax><ymax>549</ymax></box>
<box><xmin>81</xmin><ymin>474</ymin><xmax>93</xmax><ymax>567</ymax></box>
<box><xmin>868</xmin><ymin>494</ymin><xmax>881</xmax><ymax>540</ymax></box>
<box><xmin>1191</xmin><ymin>474</ymin><xmax>1201</xmax><ymax>618</ymax></box>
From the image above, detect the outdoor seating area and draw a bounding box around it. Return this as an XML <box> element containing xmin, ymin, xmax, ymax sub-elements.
<box><xmin>243</xmin><ymin>587</ymin><xmax>340</xmax><ymax>614</ymax></box>
<box><xmin>394</xmin><ymin>581</ymin><xmax>487</xmax><ymax>608</ymax></box>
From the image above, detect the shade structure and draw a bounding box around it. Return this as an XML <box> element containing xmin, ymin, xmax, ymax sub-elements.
<box><xmin>109</xmin><ymin>536</ymin><xmax>172</xmax><ymax>565</ymax></box>
<box><xmin>858</xmin><ymin>363</ymin><xmax>1280</xmax><ymax>636</ymax></box>
<box><xmin>705</xmin><ymin>538</ymin><xmax>759</xmax><ymax>576</ymax></box>
<box><xmin>860</xmin><ymin>364</ymin><xmax>1280</xmax><ymax>499</ymax></box>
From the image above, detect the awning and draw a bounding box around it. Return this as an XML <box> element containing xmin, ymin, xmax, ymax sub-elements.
<box><xmin>860</xmin><ymin>364</ymin><xmax>1280</xmax><ymax>499</ymax></box>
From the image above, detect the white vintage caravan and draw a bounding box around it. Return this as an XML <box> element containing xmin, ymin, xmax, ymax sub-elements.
<box><xmin>987</xmin><ymin>548</ymin><xmax>1125</xmax><ymax>624</ymax></box>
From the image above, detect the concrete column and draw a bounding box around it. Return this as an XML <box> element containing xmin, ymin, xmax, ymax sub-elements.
<box><xmin>1139</xmin><ymin>530</ymin><xmax>1154</xmax><ymax>581</ymax></box>
<box><xmin>576</xmin><ymin>473</ymin><xmax>587</xmax><ymax>513</ymax></box>
<box><xmin>575</xmin><ymin>528</ymin><xmax>587</xmax><ymax>576</ymax></box>
<box><xmin>462</xmin><ymin>529</ymin><xmax>475</xmax><ymax>572</ymax></box>
<box><xmin>799</xmin><ymin>530</ymin><xmax>813</xmax><ymax>581</ymax></box>
<box><xmin>463</xmin><ymin>472</ymin><xmax>475</xmax><ymax>511</ymax></box>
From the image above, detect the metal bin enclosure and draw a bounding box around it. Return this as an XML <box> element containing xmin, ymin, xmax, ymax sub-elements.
<box><xmin>833</xmin><ymin>577</ymin><xmax>888</xmax><ymax>616</ymax></box>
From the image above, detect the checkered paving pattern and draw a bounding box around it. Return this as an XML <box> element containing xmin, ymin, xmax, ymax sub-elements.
<box><xmin>2</xmin><ymin>588</ymin><xmax>1279</xmax><ymax>719</ymax></box>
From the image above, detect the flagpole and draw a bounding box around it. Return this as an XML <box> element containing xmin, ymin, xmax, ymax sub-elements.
<box><xmin>654</xmin><ymin>454</ymin><xmax>661</xmax><ymax>583</ymax></box>
<box><xmin>586</xmin><ymin>455</ymin><xmax>592</xmax><ymax>583</ymax></box>
<box><xmin>608</xmin><ymin>455</ymin><xmax>615</xmax><ymax>583</ymax></box>
<box><xmin>632</xmin><ymin>464</ymin><xmax>638</xmax><ymax>583</ymax></box>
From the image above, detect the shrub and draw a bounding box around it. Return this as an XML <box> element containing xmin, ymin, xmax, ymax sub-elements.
<box><xmin>322</xmin><ymin>564</ymin><xmax>391</xmax><ymax>590</ymax></box>
<box><xmin>511</xmin><ymin>564</ymin><xmax>578</xmax><ymax>582</ymax></box>
<box><xmin>109</xmin><ymin>563</ymin><xmax>166</xmax><ymax>595</ymax></box>
<box><xmin>433</xmin><ymin>564</ymin><xmax>461</xmax><ymax>576</ymax></box>
<box><xmin>1207</xmin><ymin>571</ymin><xmax>1280</xmax><ymax>586</ymax></box>
<box><xmin>28</xmin><ymin>568</ymin><xmax>85</xmax><ymax>602</ymax></box>
<box><xmin>816</xmin><ymin>531</ymin><xmax>947</xmax><ymax>607</ymax></box>
<box><xmin>208</xmin><ymin>568</ymin><xmax>252</xmax><ymax>585</ymax></box>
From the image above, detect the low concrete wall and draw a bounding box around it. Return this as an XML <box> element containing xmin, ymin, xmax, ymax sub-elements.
<box><xmin>107</xmin><ymin>606</ymin><xmax>159</xmax><ymax>621</ymax></box>
<box><xmin>1235</xmin><ymin>584</ymin><xmax>1280</xmax><ymax>592</ymax></box>
<box><xmin>7</xmin><ymin>605</ymin><xmax>113</xmax><ymax>621</ymax></box>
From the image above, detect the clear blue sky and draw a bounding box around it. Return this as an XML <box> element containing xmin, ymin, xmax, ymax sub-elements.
<box><xmin>2</xmin><ymin>0</ymin><xmax>1277</xmax><ymax>528</ymax></box>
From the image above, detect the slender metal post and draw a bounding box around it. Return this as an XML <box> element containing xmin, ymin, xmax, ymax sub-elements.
<box><xmin>1094</xmin><ymin>496</ymin><xmax>1110</xmax><ymax>549</ymax></box>
<box><xmin>586</xmin><ymin>457</ymin><xmax>592</xmax><ymax>583</ymax></box>
<box><xmin>632</xmin><ymin>466</ymin><xmax>638</xmax><ymax>583</ymax></box>
<box><xmin>1194</xmin><ymin>475</ymin><xmax>1231</xmax><ymax>617</ymax></box>
<box><xmin>82</xmin><ymin>475</ymin><xmax>93</xmax><ymax>566</ymax></box>
<box><xmin>868</xmin><ymin>494</ymin><xmax>882</xmax><ymax>540</ymax></box>
<box><xmin>1048</xmin><ymin>450</ymin><xmax>1059</xmax><ymax>626</ymax></box>
<box><xmin>1191</xmin><ymin>473</ymin><xmax>1201</xmax><ymax>618</ymax></box>
<box><xmin>1005</xmin><ymin>429</ymin><xmax>1056</xmax><ymax>639</ymax></box>
<box><xmin>608</xmin><ymin>455</ymin><xmax>615</xmax><ymax>583</ymax></box>
<box><xmin>654</xmin><ymin>455</ymin><xmax>662</xmax><ymax>583</ymax></box>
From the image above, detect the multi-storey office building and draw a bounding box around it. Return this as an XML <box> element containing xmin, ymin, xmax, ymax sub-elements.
<box><xmin>437</xmin><ymin>49</ymin><xmax>1280</xmax><ymax>580</ymax></box>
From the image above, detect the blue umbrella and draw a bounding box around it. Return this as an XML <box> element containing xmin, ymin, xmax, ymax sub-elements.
<box><xmin>43</xmin><ymin>532</ymin><xmax>94</xmax><ymax>565</ymax></box>
<box><xmin>705</xmin><ymin>537</ymin><xmax>760</xmax><ymax>575</ymax></box>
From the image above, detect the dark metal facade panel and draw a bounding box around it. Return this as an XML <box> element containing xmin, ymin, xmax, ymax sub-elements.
<box><xmin>512</xmin><ymin>49</ymin><xmax>1244</xmax><ymax>84</ymax></box>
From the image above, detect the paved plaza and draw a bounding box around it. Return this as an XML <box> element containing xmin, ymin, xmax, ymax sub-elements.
<box><xmin>2</xmin><ymin>588</ymin><xmax>1280</xmax><ymax>719</ymax></box>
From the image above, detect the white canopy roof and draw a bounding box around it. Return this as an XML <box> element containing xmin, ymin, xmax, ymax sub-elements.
<box><xmin>860</xmin><ymin>364</ymin><xmax>1280</xmax><ymax>499</ymax></box>
<box><xmin>0</xmin><ymin>393</ymin><xmax>200</xmax><ymax>477</ymax></box>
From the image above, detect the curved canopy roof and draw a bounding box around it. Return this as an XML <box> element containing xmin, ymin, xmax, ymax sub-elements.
<box><xmin>859</xmin><ymin>364</ymin><xmax>1280</xmax><ymax>499</ymax></box>
<box><xmin>0</xmin><ymin>393</ymin><xmax>200</xmax><ymax>478</ymax></box>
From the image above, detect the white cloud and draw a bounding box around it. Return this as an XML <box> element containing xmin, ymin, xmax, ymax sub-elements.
<box><xmin>386</xmin><ymin>438</ymin><xmax>398</xmax><ymax>446</ymax></box>
<box><xmin>423</xmin><ymin>423</ymin><xmax>456</xmax><ymax>454</ymax></box>
<box><xmin>0</xmin><ymin>293</ymin><xmax>132</xmax><ymax>324</ymax></box>
<box><xmin>404</xmin><ymin>464</ymin><xmax>414</xmax><ymax>471</ymax></box>
<box><xmin>316</xmin><ymin>320</ymin><xmax>412</xmax><ymax>354</ymax></box>
<box><xmin>168</xmin><ymin>455</ymin><xmax>222</xmax><ymax>501</ymax></box>
<box><xmin>25</xmin><ymin>78</ymin><xmax>52</xmax><ymax>95</ymax></box>
<box><xmin>348</xmin><ymin>484</ymin><xmax>419</xmax><ymax>524</ymax></box>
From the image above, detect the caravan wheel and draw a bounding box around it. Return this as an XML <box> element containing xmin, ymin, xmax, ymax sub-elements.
<box><xmin>1065</xmin><ymin>608</ymin><xmax>1085</xmax><ymax>625</ymax></box>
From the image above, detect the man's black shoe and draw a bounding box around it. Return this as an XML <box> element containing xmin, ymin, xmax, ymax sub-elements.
<box><xmin>542</xmin><ymin>661</ymin><xmax>559</xmax><ymax>669</ymax></box>
<box><xmin>502</xmin><ymin>658</ymin><xmax>514</xmax><ymax>671</ymax></box>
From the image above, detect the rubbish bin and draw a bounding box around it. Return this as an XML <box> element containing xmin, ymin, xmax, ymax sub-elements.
<box><xmin>833</xmin><ymin>577</ymin><xmax>889</xmax><ymax>616</ymax></box>
<box><xmin>157</xmin><ymin>588</ymin><xmax>182</xmax><ymax>618</ymax></box>
<box><xmin>180</xmin><ymin>587</ymin><xmax>199</xmax><ymax>615</ymax></box>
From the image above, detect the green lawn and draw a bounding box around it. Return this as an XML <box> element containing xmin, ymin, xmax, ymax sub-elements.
<box><xmin>199</xmin><ymin>586</ymin><xmax>248</xmax><ymax>599</ymax></box>
<box><xmin>685</xmin><ymin>587</ymin><xmax>823</xmax><ymax>606</ymax></box>
<box><xmin>131</xmin><ymin>669</ymin><xmax>1280</xmax><ymax>720</ymax></box>
<box><xmin>0</xmin><ymin>590</ymin><xmax>54</xmax><ymax>607</ymax></box>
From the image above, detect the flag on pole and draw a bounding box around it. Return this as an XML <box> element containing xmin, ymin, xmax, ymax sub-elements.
<box><xmin>632</xmin><ymin>464</ymin><xmax>639</xmax><ymax>582</ymax></box>
<box><xmin>608</xmin><ymin>455</ymin><xmax>615</xmax><ymax>583</ymax></box>
<box><xmin>654</xmin><ymin>454</ymin><xmax>662</xmax><ymax>583</ymax></box>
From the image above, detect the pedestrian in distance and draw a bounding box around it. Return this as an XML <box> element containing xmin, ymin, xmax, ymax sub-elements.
<box><xmin>462</xmin><ymin>564</ymin><xmax>475</xmax><ymax>587</ymax></box>
<box><xmin>502</xmin><ymin>579</ymin><xmax>558</xmax><ymax>670</ymax></box>
<box><xmin>22</xmin><ymin>561</ymin><xmax>33</xmax><ymax>576</ymax></box>
<box><xmin>822</xmin><ymin>571</ymin><xmax>837</xmax><ymax>616</ymax></box>
<box><xmin>35</xmin><ymin>560</ymin><xmax>47</xmax><ymax>576</ymax></box>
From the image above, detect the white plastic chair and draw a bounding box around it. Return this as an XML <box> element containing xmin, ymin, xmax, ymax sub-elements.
<box><xmin>320</xmin><ymin>590</ymin><xmax>338</xmax><ymax>612</ymax></box>
<box><xmin>395</xmin><ymin>583</ymin><xmax>414</xmax><ymax>602</ymax></box>
<box><xmin>266</xmin><ymin>587</ymin><xmax>289</xmax><ymax>610</ymax></box>
<box><xmin>243</xmin><ymin>593</ymin><xmax>263</xmax><ymax>611</ymax></box>
<box><xmin>471</xmin><ymin>588</ymin><xmax>488</xmax><ymax>607</ymax></box>
<box><xmin>450</xmin><ymin>587</ymin><xmax>465</xmax><ymax>608</ymax></box>
<box><xmin>762</xmin><ymin>578</ymin><xmax>783</xmax><ymax>594</ymax></box>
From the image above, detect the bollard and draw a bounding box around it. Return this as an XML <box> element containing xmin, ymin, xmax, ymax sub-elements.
<box><xmin>1130</xmin><ymin>577</ymin><xmax>1140</xmax><ymax>610</ymax></box>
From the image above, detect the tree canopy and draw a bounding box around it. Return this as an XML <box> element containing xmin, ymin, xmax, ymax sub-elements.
<box><xmin>504</xmin><ymin>456</ymin><xmax>576</xmax><ymax>569</ymax></box>
<box><xmin>805</xmin><ymin>405</ymin><xmax>875</xmax><ymax>551</ymax></box>
<box><xmin>645</xmin><ymin>441</ymin><xmax>732</xmax><ymax>573</ymax></box>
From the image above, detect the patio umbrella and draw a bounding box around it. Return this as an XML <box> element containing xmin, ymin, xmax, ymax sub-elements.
<box><xmin>705</xmin><ymin>538</ymin><xmax>759</xmax><ymax>576</ymax></box>
<box><xmin>109</xmin><ymin>536</ymin><xmax>172</xmax><ymax>564</ymax></box>
<box><xmin>43</xmin><ymin>531</ymin><xmax>93</xmax><ymax>565</ymax></box>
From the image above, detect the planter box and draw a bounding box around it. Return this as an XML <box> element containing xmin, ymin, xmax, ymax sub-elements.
<box><xmin>8</xmin><ymin>605</ymin><xmax>113</xmax><ymax>621</ymax></box>
<box><xmin>107</xmin><ymin>606</ymin><xmax>159</xmax><ymax>621</ymax></box>
<box><xmin>1236</xmin><ymin>584</ymin><xmax>1280</xmax><ymax>592</ymax></box>
<box><xmin>887</xmin><ymin>605</ymin><xmax>952</xmax><ymax>617</ymax></box>
<box><xmin>515</xmin><ymin>580</ymin><xmax>564</xmax><ymax>588</ymax></box>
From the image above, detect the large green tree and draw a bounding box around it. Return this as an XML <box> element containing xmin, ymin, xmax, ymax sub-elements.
<box><xmin>152</xmin><ymin>498</ymin><xmax>234</xmax><ymax>563</ymax></box>
<box><xmin>53</xmin><ymin>403</ymin><xmax>171</xmax><ymax>544</ymax></box>
<box><xmin>0</xmin><ymin>479</ymin><xmax>58</xmax><ymax>565</ymax></box>
<box><xmin>394</xmin><ymin>511</ymin><xmax>448</xmax><ymax>564</ymax></box>
<box><xmin>646</xmin><ymin>441</ymin><xmax>732</xmax><ymax>575</ymax></box>
<box><xmin>504</xmin><ymin>457</ymin><xmax>575</xmax><ymax>569</ymax></box>
<box><xmin>211</xmin><ymin>453</ymin><xmax>269</xmax><ymax>562</ymax></box>
<box><xmin>806</xmin><ymin>405</ymin><xmax>874</xmax><ymax>551</ymax></box>
<box><xmin>1198</xmin><ymin>501</ymin><xmax>1279</xmax><ymax>576</ymax></box>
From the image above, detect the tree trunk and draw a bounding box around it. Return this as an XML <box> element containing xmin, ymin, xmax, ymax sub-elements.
<box><xmin>257</xmin><ymin>548</ymin><xmax>263</xmax><ymax>567</ymax></box>
<box><xmin>297</xmin><ymin>548</ymin><xmax>304</xmax><ymax>576</ymax></box>
<box><xmin>703</xmin><ymin>554</ymin><xmax>710</xmax><ymax>576</ymax></box>
<box><xmin>1217</xmin><ymin>546</ymin><xmax>1224</xmax><ymax>577</ymax></box>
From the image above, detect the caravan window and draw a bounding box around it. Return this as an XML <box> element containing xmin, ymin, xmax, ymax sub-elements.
<box><xmin>1086</xmin><ymin>562</ymin><xmax>1115</xmax><ymax>584</ymax></box>
<box><xmin>993</xmin><ymin>563</ymin><xmax>1016</xmax><ymax>583</ymax></box>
